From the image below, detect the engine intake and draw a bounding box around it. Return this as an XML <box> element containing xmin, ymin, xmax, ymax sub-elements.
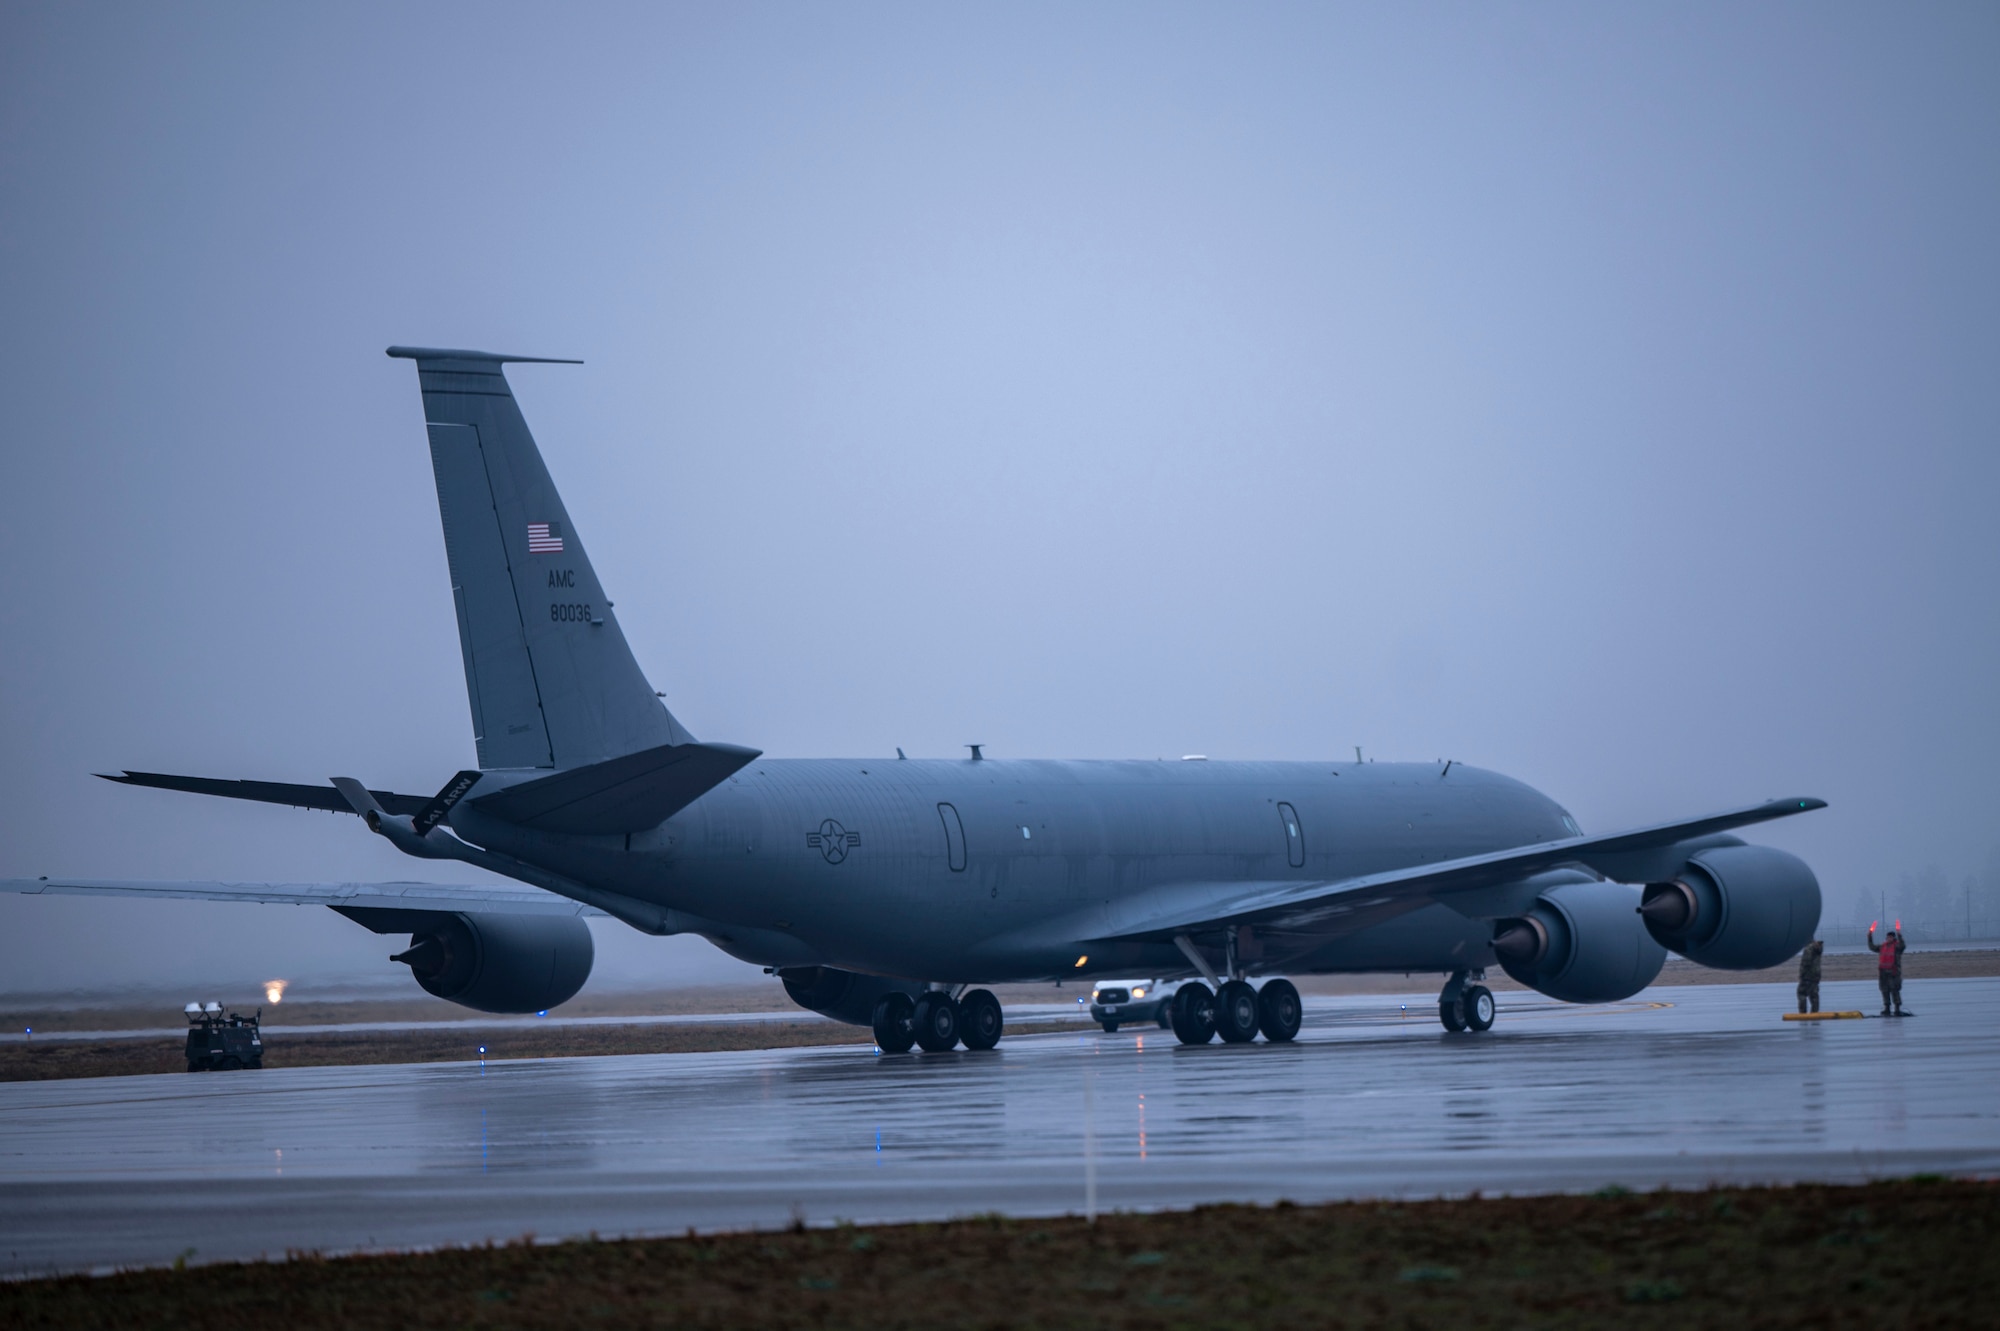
<box><xmin>1493</xmin><ymin>879</ymin><xmax>1665</xmax><ymax>1003</ymax></box>
<box><xmin>391</xmin><ymin>912</ymin><xmax>594</xmax><ymax>1013</ymax></box>
<box><xmin>779</xmin><ymin>966</ymin><xmax>926</xmax><ymax>1028</ymax></box>
<box><xmin>1639</xmin><ymin>844</ymin><xmax>1820</xmax><ymax>971</ymax></box>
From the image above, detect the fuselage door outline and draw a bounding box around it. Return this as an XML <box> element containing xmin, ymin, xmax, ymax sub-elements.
<box><xmin>938</xmin><ymin>802</ymin><xmax>967</xmax><ymax>873</ymax></box>
<box><xmin>1277</xmin><ymin>801</ymin><xmax>1305</xmax><ymax>869</ymax></box>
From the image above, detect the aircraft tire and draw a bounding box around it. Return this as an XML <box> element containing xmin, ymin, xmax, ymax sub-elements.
<box><xmin>1438</xmin><ymin>997</ymin><xmax>1467</xmax><ymax>1032</ymax></box>
<box><xmin>1214</xmin><ymin>981</ymin><xmax>1260</xmax><ymax>1043</ymax></box>
<box><xmin>912</xmin><ymin>992</ymin><xmax>961</xmax><ymax>1052</ymax></box>
<box><xmin>872</xmin><ymin>992</ymin><xmax>917</xmax><ymax>1053</ymax></box>
<box><xmin>1170</xmin><ymin>982</ymin><xmax>1216</xmax><ymax>1045</ymax></box>
<box><xmin>960</xmin><ymin>989</ymin><xmax>1004</xmax><ymax>1050</ymax></box>
<box><xmin>1257</xmin><ymin>978</ymin><xmax>1303</xmax><ymax>1042</ymax></box>
<box><xmin>1155</xmin><ymin>1006</ymin><xmax>1173</xmax><ymax>1030</ymax></box>
<box><xmin>1462</xmin><ymin>985</ymin><xmax>1495</xmax><ymax>1032</ymax></box>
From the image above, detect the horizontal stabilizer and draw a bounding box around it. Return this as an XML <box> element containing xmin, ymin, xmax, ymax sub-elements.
<box><xmin>98</xmin><ymin>770</ymin><xmax>430</xmax><ymax>817</ymax></box>
<box><xmin>2</xmin><ymin>876</ymin><xmax>600</xmax><ymax>916</ymax></box>
<box><xmin>469</xmin><ymin>741</ymin><xmax>760</xmax><ymax>834</ymax></box>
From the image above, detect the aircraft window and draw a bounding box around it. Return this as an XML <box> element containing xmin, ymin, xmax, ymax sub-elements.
<box><xmin>1020</xmin><ymin>826</ymin><xmax>1031</xmax><ymax>840</ymax></box>
<box><xmin>1277</xmin><ymin>802</ymin><xmax>1305</xmax><ymax>868</ymax></box>
<box><xmin>938</xmin><ymin>803</ymin><xmax>967</xmax><ymax>872</ymax></box>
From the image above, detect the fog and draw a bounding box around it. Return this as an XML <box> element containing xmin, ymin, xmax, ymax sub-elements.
<box><xmin>2</xmin><ymin>4</ymin><xmax>1995</xmax><ymax>999</ymax></box>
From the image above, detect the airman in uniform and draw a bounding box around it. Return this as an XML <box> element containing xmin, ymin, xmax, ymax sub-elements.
<box><xmin>1796</xmin><ymin>938</ymin><xmax>1823</xmax><ymax>1013</ymax></box>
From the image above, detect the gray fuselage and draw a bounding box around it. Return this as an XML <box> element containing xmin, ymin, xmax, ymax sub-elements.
<box><xmin>450</xmin><ymin>758</ymin><xmax>1578</xmax><ymax>985</ymax></box>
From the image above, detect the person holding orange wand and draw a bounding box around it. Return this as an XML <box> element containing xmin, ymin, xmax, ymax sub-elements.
<box><xmin>1868</xmin><ymin>921</ymin><xmax>1908</xmax><ymax>1017</ymax></box>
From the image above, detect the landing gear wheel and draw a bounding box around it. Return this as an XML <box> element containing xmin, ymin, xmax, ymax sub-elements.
<box><xmin>912</xmin><ymin>992</ymin><xmax>961</xmax><ymax>1052</ymax></box>
<box><xmin>1156</xmin><ymin>1006</ymin><xmax>1173</xmax><ymax>1030</ymax></box>
<box><xmin>872</xmin><ymin>992</ymin><xmax>916</xmax><ymax>1053</ymax></box>
<box><xmin>1100</xmin><ymin>1020</ymin><xmax>1119</xmax><ymax>1033</ymax></box>
<box><xmin>1257</xmin><ymin>978</ymin><xmax>1302</xmax><ymax>1043</ymax></box>
<box><xmin>1170</xmin><ymin>982</ymin><xmax>1216</xmax><ymax>1045</ymax></box>
<box><xmin>1438</xmin><ymin>996</ymin><xmax>1467</xmax><ymax>1032</ymax></box>
<box><xmin>1214</xmin><ymin>980</ymin><xmax>1261</xmax><ymax>1043</ymax></box>
<box><xmin>1461</xmin><ymin>985</ymin><xmax>1495</xmax><ymax>1032</ymax></box>
<box><xmin>959</xmin><ymin>989</ymin><xmax>1004</xmax><ymax>1050</ymax></box>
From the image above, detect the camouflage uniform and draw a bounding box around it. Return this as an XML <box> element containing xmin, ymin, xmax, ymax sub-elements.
<box><xmin>1795</xmin><ymin>940</ymin><xmax>1823</xmax><ymax>1013</ymax></box>
<box><xmin>1868</xmin><ymin>928</ymin><xmax>1906</xmax><ymax>1015</ymax></box>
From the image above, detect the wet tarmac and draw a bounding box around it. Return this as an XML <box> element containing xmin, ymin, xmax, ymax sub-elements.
<box><xmin>3</xmin><ymin>978</ymin><xmax>1995</xmax><ymax>1276</ymax></box>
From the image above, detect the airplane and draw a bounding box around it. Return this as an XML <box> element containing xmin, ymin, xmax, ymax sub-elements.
<box><xmin>4</xmin><ymin>346</ymin><xmax>1827</xmax><ymax>1053</ymax></box>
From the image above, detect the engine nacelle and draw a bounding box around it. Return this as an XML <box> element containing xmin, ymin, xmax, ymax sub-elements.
<box><xmin>1492</xmin><ymin>879</ymin><xmax>1666</xmax><ymax>1003</ymax></box>
<box><xmin>391</xmin><ymin>912</ymin><xmax>594</xmax><ymax>1013</ymax></box>
<box><xmin>779</xmin><ymin>966</ymin><xmax>926</xmax><ymax>1028</ymax></box>
<box><xmin>1638</xmin><ymin>844</ymin><xmax>1820</xmax><ymax>971</ymax></box>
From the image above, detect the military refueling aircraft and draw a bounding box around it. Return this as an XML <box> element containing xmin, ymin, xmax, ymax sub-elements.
<box><xmin>4</xmin><ymin>347</ymin><xmax>1828</xmax><ymax>1053</ymax></box>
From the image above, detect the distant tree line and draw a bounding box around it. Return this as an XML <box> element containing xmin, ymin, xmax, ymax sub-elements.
<box><xmin>1830</xmin><ymin>843</ymin><xmax>2000</xmax><ymax>944</ymax></box>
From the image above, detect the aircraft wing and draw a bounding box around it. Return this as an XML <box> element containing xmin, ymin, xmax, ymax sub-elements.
<box><xmin>1</xmin><ymin>877</ymin><xmax>602</xmax><ymax>917</ymax></box>
<box><xmin>1080</xmin><ymin>796</ymin><xmax>1827</xmax><ymax>945</ymax></box>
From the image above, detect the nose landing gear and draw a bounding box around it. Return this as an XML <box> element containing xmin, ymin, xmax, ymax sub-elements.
<box><xmin>1438</xmin><ymin>970</ymin><xmax>1495</xmax><ymax>1033</ymax></box>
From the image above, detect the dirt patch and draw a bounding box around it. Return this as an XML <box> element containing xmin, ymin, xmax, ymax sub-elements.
<box><xmin>0</xmin><ymin>982</ymin><xmax>802</xmax><ymax>1036</ymax></box>
<box><xmin>4</xmin><ymin>1179</ymin><xmax>1990</xmax><ymax>1329</ymax></box>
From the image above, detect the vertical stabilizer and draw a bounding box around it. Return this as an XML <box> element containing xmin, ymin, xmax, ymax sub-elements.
<box><xmin>388</xmin><ymin>346</ymin><xmax>693</xmax><ymax>770</ymax></box>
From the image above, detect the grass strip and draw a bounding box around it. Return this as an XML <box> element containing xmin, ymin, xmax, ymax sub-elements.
<box><xmin>4</xmin><ymin>1179</ymin><xmax>1991</xmax><ymax>1329</ymax></box>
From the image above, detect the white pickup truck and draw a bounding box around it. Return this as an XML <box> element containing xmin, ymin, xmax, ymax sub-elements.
<box><xmin>1088</xmin><ymin>980</ymin><xmax>1173</xmax><ymax>1032</ymax></box>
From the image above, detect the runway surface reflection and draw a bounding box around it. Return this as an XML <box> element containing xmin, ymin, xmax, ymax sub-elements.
<box><xmin>3</xmin><ymin>978</ymin><xmax>1995</xmax><ymax>1275</ymax></box>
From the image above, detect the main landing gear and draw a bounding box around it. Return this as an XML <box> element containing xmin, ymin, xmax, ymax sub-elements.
<box><xmin>1168</xmin><ymin>978</ymin><xmax>1302</xmax><ymax>1045</ymax></box>
<box><xmin>872</xmin><ymin>988</ymin><xmax>1005</xmax><ymax>1054</ymax></box>
<box><xmin>1167</xmin><ymin>928</ymin><xmax>1304</xmax><ymax>1046</ymax></box>
<box><xmin>1438</xmin><ymin>970</ymin><xmax>1495</xmax><ymax>1033</ymax></box>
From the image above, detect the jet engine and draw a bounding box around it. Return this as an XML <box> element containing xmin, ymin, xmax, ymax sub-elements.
<box><xmin>390</xmin><ymin>912</ymin><xmax>594</xmax><ymax>1014</ymax></box>
<box><xmin>1492</xmin><ymin>879</ymin><xmax>1666</xmax><ymax>1003</ymax></box>
<box><xmin>779</xmin><ymin>966</ymin><xmax>926</xmax><ymax>1027</ymax></box>
<box><xmin>1638</xmin><ymin>844</ymin><xmax>1820</xmax><ymax>971</ymax></box>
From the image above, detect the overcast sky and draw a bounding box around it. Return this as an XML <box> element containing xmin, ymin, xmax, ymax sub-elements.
<box><xmin>2</xmin><ymin>4</ymin><xmax>1995</xmax><ymax>999</ymax></box>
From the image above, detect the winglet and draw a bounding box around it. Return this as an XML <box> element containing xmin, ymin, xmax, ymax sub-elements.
<box><xmin>329</xmin><ymin>778</ymin><xmax>384</xmax><ymax>818</ymax></box>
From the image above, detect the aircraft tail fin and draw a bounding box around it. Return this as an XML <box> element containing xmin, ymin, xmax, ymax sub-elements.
<box><xmin>388</xmin><ymin>346</ymin><xmax>692</xmax><ymax>770</ymax></box>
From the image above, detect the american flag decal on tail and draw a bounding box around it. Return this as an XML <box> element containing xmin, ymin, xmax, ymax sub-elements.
<box><xmin>527</xmin><ymin>522</ymin><xmax>564</xmax><ymax>553</ymax></box>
